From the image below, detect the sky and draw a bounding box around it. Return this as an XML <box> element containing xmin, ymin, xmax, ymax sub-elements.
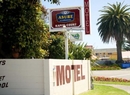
<box><xmin>41</xmin><ymin>0</ymin><xmax>130</xmax><ymax>49</ymax></box>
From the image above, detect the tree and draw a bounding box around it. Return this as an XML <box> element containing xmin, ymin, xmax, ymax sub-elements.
<box><xmin>47</xmin><ymin>32</ymin><xmax>65</xmax><ymax>59</ymax></box>
<box><xmin>0</xmin><ymin>0</ymin><xmax>51</xmax><ymax>58</ymax></box>
<box><xmin>122</xmin><ymin>38</ymin><xmax>130</xmax><ymax>51</ymax></box>
<box><xmin>47</xmin><ymin>32</ymin><xmax>92</xmax><ymax>59</ymax></box>
<box><xmin>69</xmin><ymin>43</ymin><xmax>92</xmax><ymax>60</ymax></box>
<box><xmin>0</xmin><ymin>0</ymin><xmax>60</xmax><ymax>4</ymax></box>
<box><xmin>97</xmin><ymin>2</ymin><xmax>130</xmax><ymax>63</ymax></box>
<box><xmin>43</xmin><ymin>0</ymin><xmax>60</xmax><ymax>4</ymax></box>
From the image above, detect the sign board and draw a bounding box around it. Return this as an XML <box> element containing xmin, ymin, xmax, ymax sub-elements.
<box><xmin>84</xmin><ymin>0</ymin><xmax>90</xmax><ymax>34</ymax></box>
<box><xmin>70</xmin><ymin>32</ymin><xmax>82</xmax><ymax>41</ymax></box>
<box><xmin>49</xmin><ymin>7</ymin><xmax>82</xmax><ymax>32</ymax></box>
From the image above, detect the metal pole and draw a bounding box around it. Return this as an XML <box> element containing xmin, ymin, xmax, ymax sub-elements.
<box><xmin>65</xmin><ymin>29</ymin><xmax>68</xmax><ymax>59</ymax></box>
<box><xmin>63</xmin><ymin>25</ymin><xmax>68</xmax><ymax>59</ymax></box>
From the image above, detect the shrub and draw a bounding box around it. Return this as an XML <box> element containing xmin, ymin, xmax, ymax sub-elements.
<box><xmin>91</xmin><ymin>65</ymin><xmax>121</xmax><ymax>70</ymax></box>
<box><xmin>93</xmin><ymin>76</ymin><xmax>130</xmax><ymax>82</ymax></box>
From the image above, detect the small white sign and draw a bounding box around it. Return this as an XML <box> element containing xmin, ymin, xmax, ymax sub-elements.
<box><xmin>70</xmin><ymin>32</ymin><xmax>82</xmax><ymax>41</ymax></box>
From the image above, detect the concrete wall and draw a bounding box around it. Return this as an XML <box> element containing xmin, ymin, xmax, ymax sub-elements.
<box><xmin>0</xmin><ymin>59</ymin><xmax>91</xmax><ymax>95</ymax></box>
<box><xmin>0</xmin><ymin>59</ymin><xmax>44</xmax><ymax>95</ymax></box>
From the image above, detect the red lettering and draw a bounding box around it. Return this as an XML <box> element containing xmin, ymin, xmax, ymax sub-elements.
<box><xmin>84</xmin><ymin>0</ymin><xmax>89</xmax><ymax>7</ymax></box>
<box><xmin>56</xmin><ymin>64</ymin><xmax>85</xmax><ymax>86</ymax></box>
<box><xmin>56</xmin><ymin>66</ymin><xmax>65</xmax><ymax>86</ymax></box>
<box><xmin>85</xmin><ymin>8</ymin><xmax>89</xmax><ymax>13</ymax></box>
<box><xmin>77</xmin><ymin>65</ymin><xmax>80</xmax><ymax>81</ymax></box>
<box><xmin>81</xmin><ymin>65</ymin><xmax>85</xmax><ymax>79</ymax></box>
<box><xmin>65</xmin><ymin>65</ymin><xmax>71</xmax><ymax>83</ymax></box>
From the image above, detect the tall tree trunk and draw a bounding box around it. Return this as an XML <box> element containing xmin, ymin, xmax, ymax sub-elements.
<box><xmin>116</xmin><ymin>40</ymin><xmax>123</xmax><ymax>64</ymax></box>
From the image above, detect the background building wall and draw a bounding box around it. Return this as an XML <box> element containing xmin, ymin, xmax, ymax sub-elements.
<box><xmin>94</xmin><ymin>48</ymin><xmax>117</xmax><ymax>60</ymax></box>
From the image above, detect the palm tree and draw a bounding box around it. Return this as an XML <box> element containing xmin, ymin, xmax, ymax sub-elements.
<box><xmin>122</xmin><ymin>38</ymin><xmax>130</xmax><ymax>51</ymax></box>
<box><xmin>97</xmin><ymin>2</ymin><xmax>130</xmax><ymax>64</ymax></box>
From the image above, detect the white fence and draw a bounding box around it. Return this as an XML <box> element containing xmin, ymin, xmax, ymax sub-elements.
<box><xmin>0</xmin><ymin>59</ymin><xmax>91</xmax><ymax>95</ymax></box>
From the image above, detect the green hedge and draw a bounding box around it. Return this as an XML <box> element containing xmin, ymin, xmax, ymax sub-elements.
<box><xmin>91</xmin><ymin>65</ymin><xmax>121</xmax><ymax>70</ymax></box>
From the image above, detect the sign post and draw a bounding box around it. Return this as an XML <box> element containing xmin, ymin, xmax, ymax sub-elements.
<box><xmin>49</xmin><ymin>7</ymin><xmax>82</xmax><ymax>59</ymax></box>
<box><xmin>65</xmin><ymin>31</ymin><xmax>68</xmax><ymax>59</ymax></box>
<box><xmin>63</xmin><ymin>25</ymin><xmax>68</xmax><ymax>59</ymax></box>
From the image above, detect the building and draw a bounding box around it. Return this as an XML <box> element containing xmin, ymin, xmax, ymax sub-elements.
<box><xmin>94</xmin><ymin>48</ymin><xmax>117</xmax><ymax>60</ymax></box>
<box><xmin>94</xmin><ymin>48</ymin><xmax>130</xmax><ymax>60</ymax></box>
<box><xmin>85</xmin><ymin>45</ymin><xmax>97</xmax><ymax>60</ymax></box>
<box><xmin>122</xmin><ymin>51</ymin><xmax>130</xmax><ymax>61</ymax></box>
<box><xmin>85</xmin><ymin>45</ymin><xmax>94</xmax><ymax>53</ymax></box>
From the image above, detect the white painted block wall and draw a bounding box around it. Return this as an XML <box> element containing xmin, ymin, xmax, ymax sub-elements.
<box><xmin>0</xmin><ymin>59</ymin><xmax>91</xmax><ymax>95</ymax></box>
<box><xmin>0</xmin><ymin>59</ymin><xmax>44</xmax><ymax>95</ymax></box>
<box><xmin>47</xmin><ymin>59</ymin><xmax>91</xmax><ymax>95</ymax></box>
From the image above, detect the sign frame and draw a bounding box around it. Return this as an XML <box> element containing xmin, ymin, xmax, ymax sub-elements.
<box><xmin>84</xmin><ymin>0</ymin><xmax>90</xmax><ymax>34</ymax></box>
<box><xmin>49</xmin><ymin>6</ymin><xmax>82</xmax><ymax>32</ymax></box>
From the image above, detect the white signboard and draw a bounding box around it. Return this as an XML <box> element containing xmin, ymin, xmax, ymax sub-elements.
<box><xmin>70</xmin><ymin>32</ymin><xmax>82</xmax><ymax>41</ymax></box>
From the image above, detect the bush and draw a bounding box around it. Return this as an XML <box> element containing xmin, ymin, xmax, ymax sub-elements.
<box><xmin>91</xmin><ymin>65</ymin><xmax>121</xmax><ymax>70</ymax></box>
<box><xmin>104</xmin><ymin>60</ymin><xmax>114</xmax><ymax>66</ymax></box>
<box><xmin>93</xmin><ymin>76</ymin><xmax>130</xmax><ymax>82</ymax></box>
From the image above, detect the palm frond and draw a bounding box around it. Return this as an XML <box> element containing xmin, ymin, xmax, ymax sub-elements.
<box><xmin>97</xmin><ymin>2</ymin><xmax>130</xmax><ymax>43</ymax></box>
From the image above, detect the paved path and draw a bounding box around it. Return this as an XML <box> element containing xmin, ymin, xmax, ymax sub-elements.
<box><xmin>92</xmin><ymin>69</ymin><xmax>130</xmax><ymax>80</ymax></box>
<box><xmin>95</xmin><ymin>83</ymin><xmax>130</xmax><ymax>94</ymax></box>
<box><xmin>92</xmin><ymin>69</ymin><xmax>130</xmax><ymax>93</ymax></box>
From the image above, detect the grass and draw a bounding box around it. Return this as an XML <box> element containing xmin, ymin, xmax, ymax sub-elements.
<box><xmin>80</xmin><ymin>84</ymin><xmax>130</xmax><ymax>95</ymax></box>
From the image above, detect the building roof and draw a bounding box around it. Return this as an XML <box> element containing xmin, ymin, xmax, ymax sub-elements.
<box><xmin>94</xmin><ymin>48</ymin><xmax>116</xmax><ymax>53</ymax></box>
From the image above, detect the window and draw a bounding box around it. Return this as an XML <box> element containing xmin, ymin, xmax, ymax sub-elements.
<box><xmin>108</xmin><ymin>53</ymin><xmax>112</xmax><ymax>55</ymax></box>
<box><xmin>95</xmin><ymin>53</ymin><xmax>98</xmax><ymax>55</ymax></box>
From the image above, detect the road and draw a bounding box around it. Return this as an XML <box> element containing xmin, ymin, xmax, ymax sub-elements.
<box><xmin>92</xmin><ymin>69</ymin><xmax>130</xmax><ymax>80</ymax></box>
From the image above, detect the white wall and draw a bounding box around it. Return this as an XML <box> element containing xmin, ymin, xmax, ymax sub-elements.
<box><xmin>0</xmin><ymin>59</ymin><xmax>44</xmax><ymax>95</ymax></box>
<box><xmin>73</xmin><ymin>60</ymin><xmax>91</xmax><ymax>94</ymax></box>
<box><xmin>0</xmin><ymin>59</ymin><xmax>91</xmax><ymax>95</ymax></box>
<box><xmin>47</xmin><ymin>59</ymin><xmax>91</xmax><ymax>95</ymax></box>
<box><xmin>50</xmin><ymin>59</ymin><xmax>73</xmax><ymax>95</ymax></box>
